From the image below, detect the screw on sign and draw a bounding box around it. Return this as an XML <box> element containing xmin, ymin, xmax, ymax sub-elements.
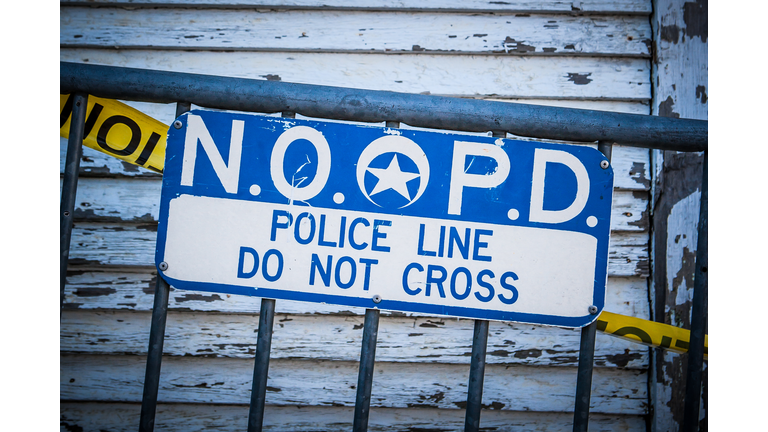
<box><xmin>155</xmin><ymin>110</ymin><xmax>613</xmax><ymax>328</ymax></box>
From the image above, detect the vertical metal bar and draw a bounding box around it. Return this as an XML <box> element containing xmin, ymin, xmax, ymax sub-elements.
<box><xmin>248</xmin><ymin>298</ymin><xmax>277</xmax><ymax>432</ymax></box>
<box><xmin>597</xmin><ymin>141</ymin><xmax>613</xmax><ymax>163</ymax></box>
<box><xmin>572</xmin><ymin>141</ymin><xmax>612</xmax><ymax>432</ymax></box>
<box><xmin>572</xmin><ymin>322</ymin><xmax>597</xmax><ymax>431</ymax></box>
<box><xmin>353</xmin><ymin>308</ymin><xmax>381</xmax><ymax>432</ymax></box>
<box><xmin>175</xmin><ymin>101</ymin><xmax>191</xmax><ymax>116</ymax></box>
<box><xmin>465</xmin><ymin>319</ymin><xmax>489</xmax><ymax>432</ymax></box>
<box><xmin>464</xmin><ymin>129</ymin><xmax>506</xmax><ymax>432</ymax></box>
<box><xmin>138</xmin><ymin>102</ymin><xmax>191</xmax><ymax>432</ymax></box>
<box><xmin>138</xmin><ymin>276</ymin><xmax>171</xmax><ymax>432</ymax></box>
<box><xmin>351</xmin><ymin>118</ymin><xmax>396</xmax><ymax>432</ymax></box>
<box><xmin>60</xmin><ymin>93</ymin><xmax>88</xmax><ymax>314</ymax></box>
<box><xmin>683</xmin><ymin>151</ymin><xmax>707</xmax><ymax>432</ymax></box>
<box><xmin>246</xmin><ymin>109</ymin><xmax>292</xmax><ymax>432</ymax></box>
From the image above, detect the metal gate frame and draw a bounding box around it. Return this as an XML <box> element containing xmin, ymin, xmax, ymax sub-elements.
<box><xmin>60</xmin><ymin>61</ymin><xmax>707</xmax><ymax>432</ymax></box>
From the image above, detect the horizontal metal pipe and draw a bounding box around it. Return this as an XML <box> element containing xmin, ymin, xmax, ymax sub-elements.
<box><xmin>60</xmin><ymin>62</ymin><xmax>706</xmax><ymax>152</ymax></box>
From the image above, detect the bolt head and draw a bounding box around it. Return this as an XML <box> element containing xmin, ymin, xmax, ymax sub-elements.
<box><xmin>159</xmin><ymin>262</ymin><xmax>168</xmax><ymax>271</ymax></box>
<box><xmin>372</xmin><ymin>295</ymin><xmax>382</xmax><ymax>304</ymax></box>
<box><xmin>173</xmin><ymin>120</ymin><xmax>183</xmax><ymax>129</ymax></box>
<box><xmin>588</xmin><ymin>305</ymin><xmax>598</xmax><ymax>314</ymax></box>
<box><xmin>600</xmin><ymin>160</ymin><xmax>610</xmax><ymax>169</ymax></box>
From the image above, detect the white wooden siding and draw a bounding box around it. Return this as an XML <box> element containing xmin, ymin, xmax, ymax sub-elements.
<box><xmin>63</xmin><ymin>273</ymin><xmax>651</xmax><ymax>318</ymax></box>
<box><xmin>61</xmin><ymin>49</ymin><xmax>650</xmax><ymax>100</ymax></box>
<box><xmin>649</xmin><ymin>0</ymin><xmax>708</xmax><ymax>429</ymax></box>
<box><xmin>61</xmin><ymin>8</ymin><xmax>652</xmax><ymax>56</ymax></box>
<box><xmin>63</xmin><ymin>177</ymin><xmax>648</xmax><ymax>231</ymax></box>
<box><xmin>60</xmin><ymin>0</ymin><xmax>653</xmax><ymax>14</ymax></box>
<box><xmin>60</xmin><ymin>1</ymin><xmax>655</xmax><ymax>430</ymax></box>
<box><xmin>66</xmin><ymin>222</ymin><xmax>649</xmax><ymax>276</ymax></box>
<box><xmin>61</xmin><ymin>403</ymin><xmax>647</xmax><ymax>432</ymax></box>
<box><xmin>61</xmin><ymin>309</ymin><xmax>649</xmax><ymax>368</ymax></box>
<box><xmin>61</xmin><ymin>356</ymin><xmax>648</xmax><ymax>413</ymax></box>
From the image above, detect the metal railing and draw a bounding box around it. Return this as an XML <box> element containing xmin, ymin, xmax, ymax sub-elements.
<box><xmin>60</xmin><ymin>61</ymin><xmax>708</xmax><ymax>432</ymax></box>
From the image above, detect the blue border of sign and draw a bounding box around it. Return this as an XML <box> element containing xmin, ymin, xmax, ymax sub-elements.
<box><xmin>155</xmin><ymin>110</ymin><xmax>613</xmax><ymax>328</ymax></box>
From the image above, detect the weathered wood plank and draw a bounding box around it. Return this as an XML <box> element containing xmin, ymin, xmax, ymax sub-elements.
<box><xmin>60</xmin><ymin>309</ymin><xmax>648</xmax><ymax>368</ymax></box>
<box><xmin>64</xmin><ymin>271</ymin><xmax>650</xmax><ymax>318</ymax></box>
<box><xmin>67</xmin><ymin>222</ymin><xmax>649</xmax><ymax>276</ymax></box>
<box><xmin>649</xmin><ymin>0</ymin><xmax>708</xmax><ymax>429</ymax></box>
<box><xmin>60</xmin><ymin>402</ymin><xmax>647</xmax><ymax>432</ymax></box>
<box><xmin>60</xmin><ymin>355</ymin><xmax>648</xmax><ymax>414</ymax></box>
<box><xmin>66</xmin><ymin>177</ymin><xmax>648</xmax><ymax>231</ymax></box>
<box><xmin>59</xmin><ymin>51</ymin><xmax>651</xmax><ymax>100</ymax></box>
<box><xmin>61</xmin><ymin>8</ymin><xmax>651</xmax><ymax>56</ymax></box>
<box><xmin>59</xmin><ymin>0</ymin><xmax>653</xmax><ymax>14</ymax></box>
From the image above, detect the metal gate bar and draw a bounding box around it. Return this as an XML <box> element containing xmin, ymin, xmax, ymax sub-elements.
<box><xmin>463</xmin><ymin>129</ymin><xmax>506</xmax><ymax>431</ymax></box>
<box><xmin>60</xmin><ymin>93</ymin><xmax>87</xmax><ymax>314</ymax></box>
<box><xmin>682</xmin><ymin>151</ymin><xmax>708</xmax><ymax>432</ymax></box>
<box><xmin>248</xmin><ymin>298</ymin><xmax>276</xmax><ymax>432</ymax></box>
<box><xmin>353</xmin><ymin>308</ymin><xmax>381</xmax><ymax>432</ymax></box>
<box><xmin>352</xmin><ymin>119</ymin><xmax>398</xmax><ymax>432</ymax></box>
<box><xmin>138</xmin><ymin>102</ymin><xmax>191</xmax><ymax>432</ymax></box>
<box><xmin>465</xmin><ymin>319</ymin><xmax>489</xmax><ymax>431</ymax></box>
<box><xmin>572</xmin><ymin>141</ymin><xmax>613</xmax><ymax>431</ymax></box>
<box><xmin>247</xmin><ymin>110</ymin><xmax>295</xmax><ymax>432</ymax></box>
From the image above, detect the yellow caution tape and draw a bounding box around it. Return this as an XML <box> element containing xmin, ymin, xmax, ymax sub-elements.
<box><xmin>60</xmin><ymin>94</ymin><xmax>168</xmax><ymax>173</ymax></box>
<box><xmin>597</xmin><ymin>311</ymin><xmax>708</xmax><ymax>358</ymax></box>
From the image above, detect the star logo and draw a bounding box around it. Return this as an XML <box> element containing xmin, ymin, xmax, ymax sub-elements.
<box><xmin>367</xmin><ymin>154</ymin><xmax>420</xmax><ymax>200</ymax></box>
<box><xmin>356</xmin><ymin>135</ymin><xmax>430</xmax><ymax>208</ymax></box>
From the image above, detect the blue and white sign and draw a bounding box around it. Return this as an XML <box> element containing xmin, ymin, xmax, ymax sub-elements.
<box><xmin>156</xmin><ymin>110</ymin><xmax>613</xmax><ymax>327</ymax></box>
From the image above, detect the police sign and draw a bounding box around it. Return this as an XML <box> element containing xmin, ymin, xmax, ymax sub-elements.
<box><xmin>156</xmin><ymin>110</ymin><xmax>613</xmax><ymax>327</ymax></box>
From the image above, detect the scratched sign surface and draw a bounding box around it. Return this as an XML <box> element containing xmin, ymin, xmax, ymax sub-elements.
<box><xmin>156</xmin><ymin>110</ymin><xmax>614</xmax><ymax>327</ymax></box>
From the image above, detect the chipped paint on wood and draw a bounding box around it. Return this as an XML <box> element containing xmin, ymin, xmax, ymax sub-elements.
<box><xmin>60</xmin><ymin>8</ymin><xmax>652</xmax><ymax>57</ymax></box>
<box><xmin>59</xmin><ymin>0</ymin><xmax>654</xmax><ymax>14</ymax></box>
<box><xmin>64</xmin><ymin>272</ymin><xmax>651</xmax><ymax>318</ymax></box>
<box><xmin>60</xmin><ymin>402</ymin><xmax>647</xmax><ymax>432</ymax></box>
<box><xmin>60</xmin><ymin>49</ymin><xmax>652</xmax><ymax>100</ymax></box>
<box><xmin>60</xmin><ymin>355</ymin><xmax>649</xmax><ymax>414</ymax></box>
<box><xmin>650</xmin><ymin>0</ymin><xmax>708</xmax><ymax>429</ymax></box>
<box><xmin>666</xmin><ymin>190</ymin><xmax>700</xmax><ymax>312</ymax></box>
<box><xmin>652</xmin><ymin>0</ymin><xmax>707</xmax><ymax>119</ymax></box>
<box><xmin>65</xmin><ymin>177</ymin><xmax>648</xmax><ymax>231</ymax></box>
<box><xmin>60</xmin><ymin>310</ymin><xmax>649</xmax><ymax>368</ymax></box>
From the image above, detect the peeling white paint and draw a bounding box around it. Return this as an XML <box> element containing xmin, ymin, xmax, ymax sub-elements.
<box><xmin>665</xmin><ymin>189</ymin><xmax>701</xmax><ymax>297</ymax></box>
